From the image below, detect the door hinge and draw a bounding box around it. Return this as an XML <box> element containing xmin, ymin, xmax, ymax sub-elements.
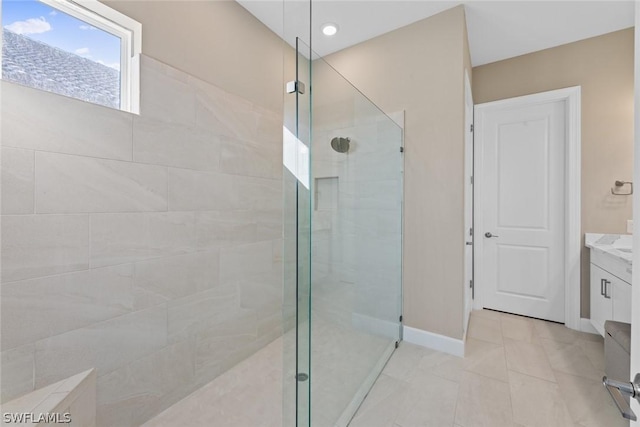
<box><xmin>399</xmin><ymin>315</ymin><xmax>403</xmax><ymax>322</ymax></box>
<box><xmin>470</xmin><ymin>280</ymin><xmax>474</xmax><ymax>289</ymax></box>
<box><xmin>469</xmin><ymin>227</ymin><xmax>473</xmax><ymax>236</ymax></box>
<box><xmin>286</xmin><ymin>80</ymin><xmax>305</xmax><ymax>95</ymax></box>
<box><xmin>400</xmin><ymin>146</ymin><xmax>404</xmax><ymax>153</ymax></box>
<box><xmin>395</xmin><ymin>341</ymin><xmax>399</xmax><ymax>349</ymax></box>
<box><xmin>470</xmin><ymin>124</ymin><xmax>474</xmax><ymax>132</ymax></box>
<box><xmin>470</xmin><ymin>176</ymin><xmax>474</xmax><ymax>185</ymax></box>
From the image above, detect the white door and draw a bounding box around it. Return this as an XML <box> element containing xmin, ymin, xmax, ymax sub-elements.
<box><xmin>476</xmin><ymin>96</ymin><xmax>566</xmax><ymax>322</ymax></box>
<box><xmin>463</xmin><ymin>71</ymin><xmax>474</xmax><ymax>333</ymax></box>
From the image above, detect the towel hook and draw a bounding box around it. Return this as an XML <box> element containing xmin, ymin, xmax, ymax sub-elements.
<box><xmin>611</xmin><ymin>180</ymin><xmax>633</xmax><ymax>196</ymax></box>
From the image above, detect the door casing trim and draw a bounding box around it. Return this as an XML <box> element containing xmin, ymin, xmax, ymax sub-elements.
<box><xmin>473</xmin><ymin>86</ymin><xmax>582</xmax><ymax>330</ymax></box>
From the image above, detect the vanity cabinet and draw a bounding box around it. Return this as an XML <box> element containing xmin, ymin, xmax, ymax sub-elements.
<box><xmin>585</xmin><ymin>234</ymin><xmax>632</xmax><ymax>338</ymax></box>
<box><xmin>590</xmin><ymin>258</ymin><xmax>632</xmax><ymax>337</ymax></box>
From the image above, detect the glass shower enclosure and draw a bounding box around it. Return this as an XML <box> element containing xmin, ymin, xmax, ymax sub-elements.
<box><xmin>283</xmin><ymin>34</ymin><xmax>404</xmax><ymax>426</ymax></box>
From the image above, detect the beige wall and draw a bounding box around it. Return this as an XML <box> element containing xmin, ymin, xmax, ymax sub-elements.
<box><xmin>325</xmin><ymin>6</ymin><xmax>471</xmax><ymax>340</ymax></box>
<box><xmin>105</xmin><ymin>0</ymin><xmax>284</xmax><ymax>112</ymax></box>
<box><xmin>473</xmin><ymin>28</ymin><xmax>635</xmax><ymax>318</ymax></box>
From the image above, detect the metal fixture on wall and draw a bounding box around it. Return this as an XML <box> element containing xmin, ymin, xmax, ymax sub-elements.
<box><xmin>330</xmin><ymin>137</ymin><xmax>350</xmax><ymax>153</ymax></box>
<box><xmin>611</xmin><ymin>180</ymin><xmax>633</xmax><ymax>195</ymax></box>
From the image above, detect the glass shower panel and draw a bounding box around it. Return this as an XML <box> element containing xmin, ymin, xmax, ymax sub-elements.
<box><xmin>283</xmin><ymin>36</ymin><xmax>313</xmax><ymax>426</ymax></box>
<box><xmin>282</xmin><ymin>7</ymin><xmax>402</xmax><ymax>424</ymax></box>
<box><xmin>310</xmin><ymin>55</ymin><xmax>403</xmax><ymax>426</ymax></box>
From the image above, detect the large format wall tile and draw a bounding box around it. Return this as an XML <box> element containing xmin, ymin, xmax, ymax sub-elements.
<box><xmin>140</xmin><ymin>56</ymin><xmax>196</xmax><ymax>125</ymax></box>
<box><xmin>167</xmin><ymin>285</ymin><xmax>239</xmax><ymax>343</ymax></box>
<box><xmin>97</xmin><ymin>340</ymin><xmax>195</xmax><ymax>427</ymax></box>
<box><xmin>167</xmin><ymin>170</ymin><xmax>279</xmax><ymax>213</ymax></box>
<box><xmin>1</xmin><ymin>81</ymin><xmax>133</xmax><ymax>161</ymax></box>
<box><xmin>219</xmin><ymin>240</ymin><xmax>274</xmax><ymax>284</ymax></box>
<box><xmin>239</xmin><ymin>269</ymin><xmax>281</xmax><ymax>312</ymax></box>
<box><xmin>35</xmin><ymin>152</ymin><xmax>168</xmax><ymax>214</ymax></box>
<box><xmin>1</xmin><ymin>265</ymin><xmax>135</xmax><ymax>351</ymax></box>
<box><xmin>192</xmin><ymin>77</ymin><xmax>260</xmax><ymax>142</ymax></box>
<box><xmin>1</xmin><ymin>147</ymin><xmax>34</xmax><ymax>214</ymax></box>
<box><xmin>90</xmin><ymin>212</ymin><xmax>197</xmax><ymax>268</ymax></box>
<box><xmin>2</xmin><ymin>214</ymin><xmax>89</xmax><ymax>282</ymax></box>
<box><xmin>219</xmin><ymin>137</ymin><xmax>280</xmax><ymax>179</ymax></box>
<box><xmin>133</xmin><ymin>117</ymin><xmax>221</xmax><ymax>171</ymax></box>
<box><xmin>134</xmin><ymin>251</ymin><xmax>220</xmax><ymax>303</ymax></box>
<box><xmin>193</xmin><ymin>210</ymin><xmax>281</xmax><ymax>250</ymax></box>
<box><xmin>168</xmin><ymin>168</ymin><xmax>236</xmax><ymax>211</ymax></box>
<box><xmin>194</xmin><ymin>308</ymin><xmax>259</xmax><ymax>385</ymax></box>
<box><xmin>0</xmin><ymin>344</ymin><xmax>35</xmax><ymax>403</ymax></box>
<box><xmin>235</xmin><ymin>175</ymin><xmax>282</xmax><ymax>212</ymax></box>
<box><xmin>169</xmin><ymin>169</ymin><xmax>281</xmax><ymax>212</ymax></box>
<box><xmin>34</xmin><ymin>305</ymin><xmax>167</xmax><ymax>388</ymax></box>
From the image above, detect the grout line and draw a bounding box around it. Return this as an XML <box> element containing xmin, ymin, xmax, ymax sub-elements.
<box><xmin>32</xmin><ymin>149</ymin><xmax>36</xmax><ymax>214</ymax></box>
<box><xmin>88</xmin><ymin>213</ymin><xmax>92</xmax><ymax>269</ymax></box>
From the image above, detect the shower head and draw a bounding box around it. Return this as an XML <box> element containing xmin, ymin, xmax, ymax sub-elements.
<box><xmin>330</xmin><ymin>137</ymin><xmax>350</xmax><ymax>153</ymax></box>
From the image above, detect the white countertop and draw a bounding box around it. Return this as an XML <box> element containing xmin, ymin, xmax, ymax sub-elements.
<box><xmin>585</xmin><ymin>233</ymin><xmax>632</xmax><ymax>265</ymax></box>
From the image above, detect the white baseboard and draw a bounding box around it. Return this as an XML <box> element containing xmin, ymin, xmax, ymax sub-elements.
<box><xmin>579</xmin><ymin>317</ymin><xmax>600</xmax><ymax>335</ymax></box>
<box><xmin>403</xmin><ymin>326</ymin><xmax>465</xmax><ymax>357</ymax></box>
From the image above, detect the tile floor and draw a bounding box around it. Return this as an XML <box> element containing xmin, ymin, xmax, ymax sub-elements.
<box><xmin>351</xmin><ymin>309</ymin><xmax>627</xmax><ymax>427</ymax></box>
<box><xmin>144</xmin><ymin>309</ymin><xmax>627</xmax><ymax>427</ymax></box>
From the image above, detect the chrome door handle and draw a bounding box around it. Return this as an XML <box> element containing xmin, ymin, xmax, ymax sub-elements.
<box><xmin>484</xmin><ymin>232</ymin><xmax>499</xmax><ymax>238</ymax></box>
<box><xmin>601</xmin><ymin>279</ymin><xmax>605</xmax><ymax>296</ymax></box>
<box><xmin>603</xmin><ymin>374</ymin><xmax>640</xmax><ymax>421</ymax></box>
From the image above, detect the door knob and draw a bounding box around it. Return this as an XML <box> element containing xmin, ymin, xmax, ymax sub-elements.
<box><xmin>484</xmin><ymin>232</ymin><xmax>499</xmax><ymax>238</ymax></box>
<box><xmin>603</xmin><ymin>373</ymin><xmax>640</xmax><ymax>421</ymax></box>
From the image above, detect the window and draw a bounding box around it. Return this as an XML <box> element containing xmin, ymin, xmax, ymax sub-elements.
<box><xmin>2</xmin><ymin>0</ymin><xmax>141</xmax><ymax>113</ymax></box>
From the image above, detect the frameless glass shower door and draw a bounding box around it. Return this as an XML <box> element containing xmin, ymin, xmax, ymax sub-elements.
<box><xmin>283</xmin><ymin>33</ymin><xmax>403</xmax><ymax>427</ymax></box>
<box><xmin>309</xmin><ymin>52</ymin><xmax>403</xmax><ymax>427</ymax></box>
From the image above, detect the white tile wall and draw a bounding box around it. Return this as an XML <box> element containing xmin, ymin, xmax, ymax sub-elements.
<box><xmin>96</xmin><ymin>340</ymin><xmax>195</xmax><ymax>427</ymax></box>
<box><xmin>133</xmin><ymin>117</ymin><xmax>221</xmax><ymax>171</ymax></box>
<box><xmin>35</xmin><ymin>152</ymin><xmax>168</xmax><ymax>213</ymax></box>
<box><xmin>133</xmin><ymin>251</ymin><xmax>221</xmax><ymax>303</ymax></box>
<box><xmin>0</xmin><ymin>344</ymin><xmax>35</xmax><ymax>402</ymax></box>
<box><xmin>89</xmin><ymin>212</ymin><xmax>198</xmax><ymax>268</ymax></box>
<box><xmin>219</xmin><ymin>136</ymin><xmax>281</xmax><ymax>179</ymax></box>
<box><xmin>140</xmin><ymin>57</ymin><xmax>196</xmax><ymax>126</ymax></box>
<box><xmin>1</xmin><ymin>147</ymin><xmax>35</xmax><ymax>214</ymax></box>
<box><xmin>1</xmin><ymin>54</ymin><xmax>283</xmax><ymax>426</ymax></box>
<box><xmin>34</xmin><ymin>305</ymin><xmax>168</xmax><ymax>388</ymax></box>
<box><xmin>1</xmin><ymin>81</ymin><xmax>133</xmax><ymax>161</ymax></box>
<box><xmin>1</xmin><ymin>214</ymin><xmax>89</xmax><ymax>282</ymax></box>
<box><xmin>167</xmin><ymin>285</ymin><xmax>239</xmax><ymax>343</ymax></box>
<box><xmin>1</xmin><ymin>265</ymin><xmax>135</xmax><ymax>350</ymax></box>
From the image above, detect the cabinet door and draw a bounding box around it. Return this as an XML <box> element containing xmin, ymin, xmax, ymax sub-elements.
<box><xmin>590</xmin><ymin>264</ymin><xmax>612</xmax><ymax>336</ymax></box>
<box><xmin>612</xmin><ymin>279</ymin><xmax>632</xmax><ymax>324</ymax></box>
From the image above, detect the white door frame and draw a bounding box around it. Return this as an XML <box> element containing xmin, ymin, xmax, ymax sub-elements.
<box><xmin>463</xmin><ymin>70</ymin><xmax>474</xmax><ymax>335</ymax></box>
<box><xmin>629</xmin><ymin>1</ymin><xmax>639</xmax><ymax>423</ymax></box>
<box><xmin>473</xmin><ymin>86</ymin><xmax>582</xmax><ymax>331</ymax></box>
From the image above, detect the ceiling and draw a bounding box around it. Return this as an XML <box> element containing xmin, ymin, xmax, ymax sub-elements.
<box><xmin>237</xmin><ymin>1</ymin><xmax>635</xmax><ymax>66</ymax></box>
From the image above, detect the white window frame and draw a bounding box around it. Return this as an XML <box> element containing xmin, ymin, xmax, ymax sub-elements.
<box><xmin>37</xmin><ymin>0</ymin><xmax>141</xmax><ymax>113</ymax></box>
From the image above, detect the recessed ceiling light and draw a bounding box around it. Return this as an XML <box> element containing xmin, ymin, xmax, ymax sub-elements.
<box><xmin>321</xmin><ymin>23</ymin><xmax>339</xmax><ymax>36</ymax></box>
